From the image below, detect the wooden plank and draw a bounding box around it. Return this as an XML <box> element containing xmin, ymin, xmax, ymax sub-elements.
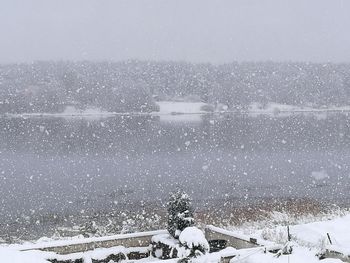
<box><xmin>20</xmin><ymin>230</ymin><xmax>167</xmax><ymax>255</ymax></box>
<box><xmin>206</xmin><ymin>227</ymin><xmax>258</xmax><ymax>249</ymax></box>
<box><xmin>205</xmin><ymin>225</ymin><xmax>281</xmax><ymax>252</ymax></box>
<box><xmin>47</xmin><ymin>251</ymin><xmax>150</xmax><ymax>263</ymax></box>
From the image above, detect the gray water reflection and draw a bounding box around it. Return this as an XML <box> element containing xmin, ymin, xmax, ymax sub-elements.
<box><xmin>1</xmin><ymin>113</ymin><xmax>350</xmax><ymax>237</ymax></box>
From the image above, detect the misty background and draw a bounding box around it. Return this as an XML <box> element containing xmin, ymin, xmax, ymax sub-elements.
<box><xmin>1</xmin><ymin>0</ymin><xmax>350</xmax><ymax>63</ymax></box>
<box><xmin>3</xmin><ymin>0</ymin><xmax>350</xmax><ymax>242</ymax></box>
<box><xmin>1</xmin><ymin>0</ymin><xmax>350</xmax><ymax>114</ymax></box>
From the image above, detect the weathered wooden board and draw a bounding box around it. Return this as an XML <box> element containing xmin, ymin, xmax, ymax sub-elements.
<box><xmin>205</xmin><ymin>225</ymin><xmax>281</xmax><ymax>252</ymax></box>
<box><xmin>47</xmin><ymin>251</ymin><xmax>150</xmax><ymax>263</ymax></box>
<box><xmin>20</xmin><ymin>230</ymin><xmax>167</xmax><ymax>255</ymax></box>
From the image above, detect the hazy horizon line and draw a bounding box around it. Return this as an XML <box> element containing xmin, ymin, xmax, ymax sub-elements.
<box><xmin>1</xmin><ymin>58</ymin><xmax>350</xmax><ymax>67</ymax></box>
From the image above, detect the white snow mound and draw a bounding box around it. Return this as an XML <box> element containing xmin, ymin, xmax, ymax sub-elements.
<box><xmin>0</xmin><ymin>247</ymin><xmax>48</xmax><ymax>263</ymax></box>
<box><xmin>179</xmin><ymin>227</ymin><xmax>209</xmax><ymax>251</ymax></box>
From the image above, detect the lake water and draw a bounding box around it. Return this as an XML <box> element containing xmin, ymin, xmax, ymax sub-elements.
<box><xmin>1</xmin><ymin>112</ymin><xmax>350</xmax><ymax>239</ymax></box>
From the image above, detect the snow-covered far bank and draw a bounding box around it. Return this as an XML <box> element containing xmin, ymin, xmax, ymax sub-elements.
<box><xmin>2</xmin><ymin>106</ymin><xmax>116</xmax><ymax>119</ymax></box>
<box><xmin>2</xmin><ymin>101</ymin><xmax>350</xmax><ymax>121</ymax></box>
<box><xmin>157</xmin><ymin>101</ymin><xmax>350</xmax><ymax>115</ymax></box>
<box><xmin>156</xmin><ymin>101</ymin><xmax>209</xmax><ymax>114</ymax></box>
<box><xmin>155</xmin><ymin>101</ymin><xmax>350</xmax><ymax>122</ymax></box>
<box><xmin>155</xmin><ymin>101</ymin><xmax>210</xmax><ymax>123</ymax></box>
<box><xmin>1</xmin><ymin>102</ymin><xmax>210</xmax><ymax>121</ymax></box>
<box><xmin>249</xmin><ymin>102</ymin><xmax>350</xmax><ymax>114</ymax></box>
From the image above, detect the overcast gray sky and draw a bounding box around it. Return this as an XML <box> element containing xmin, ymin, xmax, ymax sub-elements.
<box><xmin>1</xmin><ymin>0</ymin><xmax>350</xmax><ymax>64</ymax></box>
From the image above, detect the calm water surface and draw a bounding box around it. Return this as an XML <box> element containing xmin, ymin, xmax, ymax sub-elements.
<box><xmin>1</xmin><ymin>113</ymin><xmax>350</xmax><ymax>238</ymax></box>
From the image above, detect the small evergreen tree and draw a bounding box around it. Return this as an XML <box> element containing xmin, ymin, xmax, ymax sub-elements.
<box><xmin>167</xmin><ymin>190</ymin><xmax>194</xmax><ymax>239</ymax></box>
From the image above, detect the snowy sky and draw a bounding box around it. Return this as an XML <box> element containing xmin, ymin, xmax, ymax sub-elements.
<box><xmin>1</xmin><ymin>0</ymin><xmax>350</xmax><ymax>64</ymax></box>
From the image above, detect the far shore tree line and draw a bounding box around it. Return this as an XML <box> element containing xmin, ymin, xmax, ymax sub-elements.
<box><xmin>0</xmin><ymin>60</ymin><xmax>350</xmax><ymax>114</ymax></box>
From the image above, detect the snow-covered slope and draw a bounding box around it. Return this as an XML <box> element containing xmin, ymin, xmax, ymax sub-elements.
<box><xmin>2</xmin><ymin>214</ymin><xmax>350</xmax><ymax>262</ymax></box>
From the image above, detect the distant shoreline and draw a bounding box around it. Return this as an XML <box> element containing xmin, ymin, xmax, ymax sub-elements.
<box><xmin>2</xmin><ymin>108</ymin><xmax>350</xmax><ymax>119</ymax></box>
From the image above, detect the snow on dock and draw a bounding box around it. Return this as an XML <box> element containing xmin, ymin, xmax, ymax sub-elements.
<box><xmin>18</xmin><ymin>229</ymin><xmax>167</xmax><ymax>254</ymax></box>
<box><xmin>1</xmin><ymin>213</ymin><xmax>350</xmax><ymax>262</ymax></box>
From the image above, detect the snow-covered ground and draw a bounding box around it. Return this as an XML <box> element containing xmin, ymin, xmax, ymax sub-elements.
<box><xmin>2</xmin><ymin>214</ymin><xmax>350</xmax><ymax>262</ymax></box>
<box><xmin>228</xmin><ymin>246</ymin><xmax>342</xmax><ymax>263</ymax></box>
<box><xmin>0</xmin><ymin>247</ymin><xmax>48</xmax><ymax>263</ymax></box>
<box><xmin>226</xmin><ymin>213</ymin><xmax>350</xmax><ymax>262</ymax></box>
<box><xmin>231</xmin><ymin>213</ymin><xmax>350</xmax><ymax>248</ymax></box>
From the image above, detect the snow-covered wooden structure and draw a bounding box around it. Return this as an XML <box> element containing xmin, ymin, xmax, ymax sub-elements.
<box><xmin>205</xmin><ymin>225</ymin><xmax>281</xmax><ymax>252</ymax></box>
<box><xmin>21</xmin><ymin>230</ymin><xmax>167</xmax><ymax>255</ymax></box>
<box><xmin>4</xmin><ymin>213</ymin><xmax>350</xmax><ymax>263</ymax></box>
<box><xmin>15</xmin><ymin>226</ymin><xmax>284</xmax><ymax>263</ymax></box>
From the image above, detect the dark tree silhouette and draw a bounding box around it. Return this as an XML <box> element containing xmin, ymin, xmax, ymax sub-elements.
<box><xmin>167</xmin><ymin>190</ymin><xmax>195</xmax><ymax>239</ymax></box>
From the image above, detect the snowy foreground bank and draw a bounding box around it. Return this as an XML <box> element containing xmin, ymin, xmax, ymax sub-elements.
<box><xmin>2</xmin><ymin>214</ymin><xmax>350</xmax><ymax>263</ymax></box>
